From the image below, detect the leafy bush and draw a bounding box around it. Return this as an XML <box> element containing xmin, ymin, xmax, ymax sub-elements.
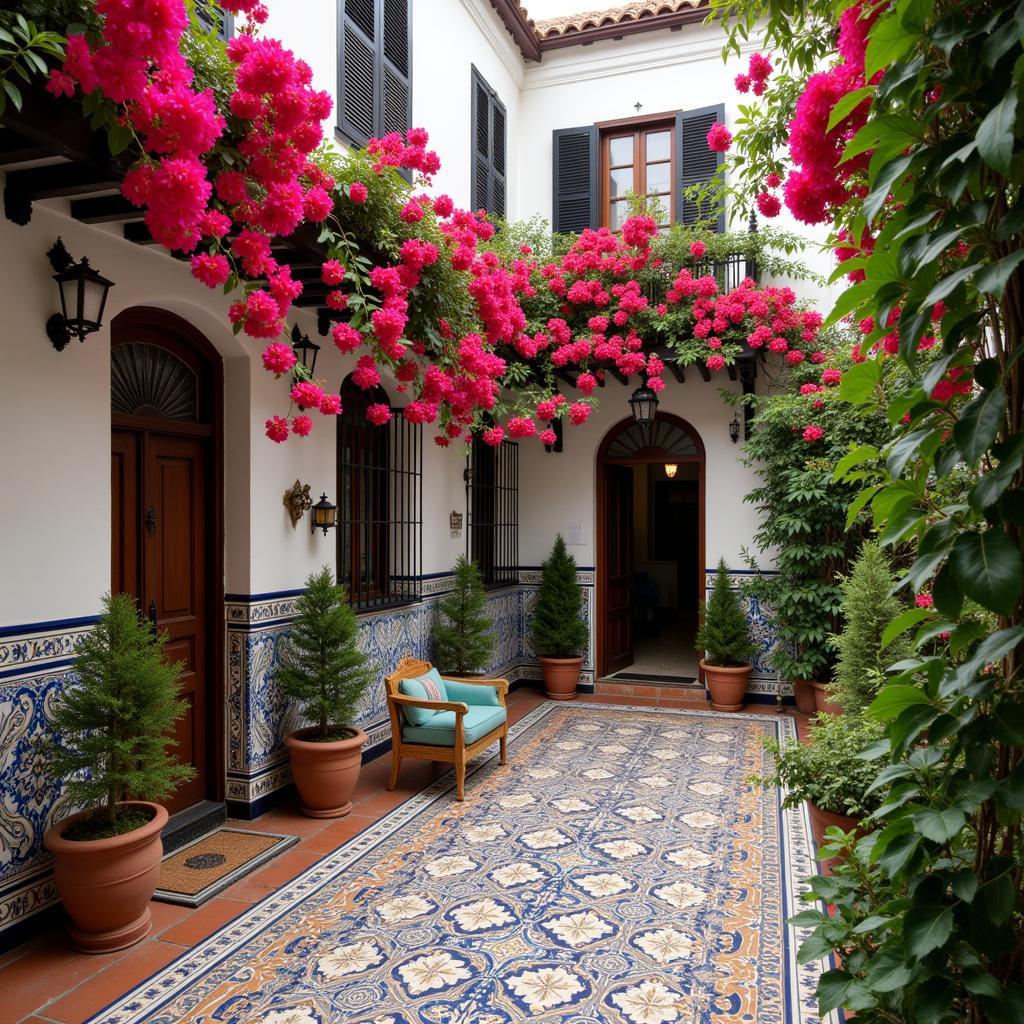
<box><xmin>432</xmin><ymin>556</ymin><xmax>493</xmax><ymax>675</ymax></box>
<box><xmin>828</xmin><ymin>542</ymin><xmax>910</xmax><ymax>715</ymax></box>
<box><xmin>277</xmin><ymin>566</ymin><xmax>375</xmax><ymax>741</ymax></box>
<box><xmin>531</xmin><ymin>535</ymin><xmax>588</xmax><ymax>658</ymax></box>
<box><xmin>696</xmin><ymin>559</ymin><xmax>756</xmax><ymax>667</ymax></box>
<box><xmin>43</xmin><ymin>593</ymin><xmax>194</xmax><ymax>837</ymax></box>
<box><xmin>756</xmin><ymin>715</ymin><xmax>886</xmax><ymax>818</ymax></box>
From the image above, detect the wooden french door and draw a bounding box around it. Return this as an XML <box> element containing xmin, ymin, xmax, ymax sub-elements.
<box><xmin>112</xmin><ymin>427</ymin><xmax>210</xmax><ymax>814</ymax></box>
<box><xmin>603</xmin><ymin>463</ymin><xmax>634</xmax><ymax>675</ymax></box>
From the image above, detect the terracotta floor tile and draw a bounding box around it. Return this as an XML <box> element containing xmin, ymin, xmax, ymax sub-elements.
<box><xmin>241</xmin><ymin>806</ymin><xmax>323</xmax><ymax>837</ymax></box>
<box><xmin>42</xmin><ymin>939</ymin><xmax>184</xmax><ymax>1024</ymax></box>
<box><xmin>242</xmin><ymin>848</ymin><xmax>322</xmax><ymax>889</ymax></box>
<box><xmin>146</xmin><ymin>900</ymin><xmax>191</xmax><ymax>937</ymax></box>
<box><xmin>158</xmin><ymin>897</ymin><xmax>250</xmax><ymax>946</ymax></box>
<box><xmin>298</xmin><ymin>814</ymin><xmax>377</xmax><ymax>854</ymax></box>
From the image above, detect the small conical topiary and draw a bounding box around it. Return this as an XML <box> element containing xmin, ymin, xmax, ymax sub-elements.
<box><xmin>828</xmin><ymin>541</ymin><xmax>911</xmax><ymax>714</ymax></box>
<box><xmin>696</xmin><ymin>559</ymin><xmax>756</xmax><ymax>667</ymax></box>
<box><xmin>531</xmin><ymin>534</ymin><xmax>589</xmax><ymax>658</ymax></box>
<box><xmin>277</xmin><ymin>566</ymin><xmax>375</xmax><ymax>741</ymax></box>
<box><xmin>432</xmin><ymin>555</ymin><xmax>494</xmax><ymax>674</ymax></box>
<box><xmin>44</xmin><ymin>593</ymin><xmax>195</xmax><ymax>836</ymax></box>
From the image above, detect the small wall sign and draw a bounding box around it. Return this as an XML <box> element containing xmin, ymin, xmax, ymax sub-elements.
<box><xmin>449</xmin><ymin>510</ymin><xmax>463</xmax><ymax>537</ymax></box>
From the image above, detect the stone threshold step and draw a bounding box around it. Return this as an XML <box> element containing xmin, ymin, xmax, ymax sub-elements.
<box><xmin>162</xmin><ymin>799</ymin><xmax>227</xmax><ymax>856</ymax></box>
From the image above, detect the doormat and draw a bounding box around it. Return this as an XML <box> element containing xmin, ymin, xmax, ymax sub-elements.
<box><xmin>608</xmin><ymin>671</ymin><xmax>699</xmax><ymax>685</ymax></box>
<box><xmin>154</xmin><ymin>828</ymin><xmax>298</xmax><ymax>907</ymax></box>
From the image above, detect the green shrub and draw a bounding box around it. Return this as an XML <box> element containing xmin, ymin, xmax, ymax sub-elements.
<box><xmin>43</xmin><ymin>593</ymin><xmax>194</xmax><ymax>836</ymax></box>
<box><xmin>696</xmin><ymin>559</ymin><xmax>756</xmax><ymax>667</ymax></box>
<box><xmin>531</xmin><ymin>535</ymin><xmax>588</xmax><ymax>658</ymax></box>
<box><xmin>432</xmin><ymin>556</ymin><xmax>493</xmax><ymax>674</ymax></box>
<box><xmin>755</xmin><ymin>715</ymin><xmax>886</xmax><ymax>818</ymax></box>
<box><xmin>828</xmin><ymin>541</ymin><xmax>910</xmax><ymax>715</ymax></box>
<box><xmin>276</xmin><ymin>566</ymin><xmax>375</xmax><ymax>741</ymax></box>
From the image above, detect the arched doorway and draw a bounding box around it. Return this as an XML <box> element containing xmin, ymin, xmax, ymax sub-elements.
<box><xmin>110</xmin><ymin>308</ymin><xmax>223</xmax><ymax>815</ymax></box>
<box><xmin>596</xmin><ymin>414</ymin><xmax>704</xmax><ymax>680</ymax></box>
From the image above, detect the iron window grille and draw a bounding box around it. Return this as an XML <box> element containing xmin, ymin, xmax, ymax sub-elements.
<box><xmin>337</xmin><ymin>384</ymin><xmax>422</xmax><ymax>611</ymax></box>
<box><xmin>195</xmin><ymin>0</ymin><xmax>233</xmax><ymax>39</ymax></box>
<box><xmin>467</xmin><ymin>435</ymin><xmax>519</xmax><ymax>588</ymax></box>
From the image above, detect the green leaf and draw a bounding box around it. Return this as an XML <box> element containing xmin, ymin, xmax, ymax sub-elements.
<box><xmin>923</xmin><ymin>264</ymin><xmax>978</xmax><ymax>306</ymax></box>
<box><xmin>975</xmin><ymin>250</ymin><xmax>1024</xmax><ymax>297</ymax></box>
<box><xmin>949</xmin><ymin>530</ymin><xmax>1024</xmax><ymax>617</ymax></box>
<box><xmin>992</xmin><ymin>703</ymin><xmax>1024</xmax><ymax>746</ymax></box>
<box><xmin>983</xmin><ymin>874</ymin><xmax>1016</xmax><ymax>925</ymax></box>
<box><xmin>866</xmin><ymin>154</ymin><xmax>913</xmax><ymax>225</ymax></box>
<box><xmin>833</xmin><ymin>444</ymin><xmax>880</xmax><ymax>481</ymax></box>
<box><xmin>828</xmin><ymin>86</ymin><xmax>875</xmax><ymax>132</ymax></box>
<box><xmin>953</xmin><ymin>386</ymin><xmax>1005</xmax><ymax>465</ymax></box>
<box><xmin>912</xmin><ymin>807</ymin><xmax>966</xmax><ymax>843</ymax></box>
<box><xmin>865</xmin><ymin>951</ymin><xmax>913</xmax><ymax>992</ymax></box>
<box><xmin>882</xmin><ymin>608</ymin><xmax>933</xmax><ymax>650</ymax></box>
<box><xmin>977</xmin><ymin>91</ymin><xmax>1018</xmax><ymax>175</ymax></box>
<box><xmin>817</xmin><ymin>969</ymin><xmax>855</xmax><ymax>1013</ymax></box>
<box><xmin>839</xmin><ymin>359</ymin><xmax>883</xmax><ymax>406</ymax></box>
<box><xmin>865</xmin><ymin>15</ymin><xmax>917</xmax><ymax>81</ymax></box>
<box><xmin>933</xmin><ymin>562</ymin><xmax>964</xmax><ymax>618</ymax></box>
<box><xmin>868</xmin><ymin>684</ymin><xmax>929</xmax><ymax>722</ymax></box>
<box><xmin>903</xmin><ymin>905</ymin><xmax>953</xmax><ymax>959</ymax></box>
<box><xmin>952</xmin><ymin>868</ymin><xmax>979</xmax><ymax>901</ymax></box>
<box><xmin>846</xmin><ymin>484</ymin><xmax>882</xmax><ymax>530</ymax></box>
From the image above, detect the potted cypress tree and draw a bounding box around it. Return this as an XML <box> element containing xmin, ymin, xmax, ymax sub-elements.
<box><xmin>279</xmin><ymin>566</ymin><xmax>375</xmax><ymax>818</ymax></box>
<box><xmin>42</xmin><ymin>593</ymin><xmax>194</xmax><ymax>953</ymax></box>
<box><xmin>432</xmin><ymin>555</ymin><xmax>494</xmax><ymax>675</ymax></box>
<box><xmin>531</xmin><ymin>534</ymin><xmax>589</xmax><ymax>700</ymax></box>
<box><xmin>696</xmin><ymin>560</ymin><xmax>757</xmax><ymax>711</ymax></box>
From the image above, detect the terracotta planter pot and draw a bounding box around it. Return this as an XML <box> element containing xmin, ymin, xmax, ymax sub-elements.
<box><xmin>538</xmin><ymin>656</ymin><xmax>582</xmax><ymax>701</ymax></box>
<box><xmin>792</xmin><ymin>679</ymin><xmax>818</xmax><ymax>715</ymax></box>
<box><xmin>286</xmin><ymin>726</ymin><xmax>367</xmax><ymax>819</ymax></box>
<box><xmin>807</xmin><ymin>800</ymin><xmax>863</xmax><ymax>875</ymax></box>
<box><xmin>700</xmin><ymin>660</ymin><xmax>751</xmax><ymax>712</ymax></box>
<box><xmin>43</xmin><ymin>800</ymin><xmax>167</xmax><ymax>954</ymax></box>
<box><xmin>811</xmin><ymin>681</ymin><xmax>843</xmax><ymax>716</ymax></box>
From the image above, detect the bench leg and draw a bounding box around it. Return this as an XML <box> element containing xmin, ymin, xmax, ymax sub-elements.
<box><xmin>455</xmin><ymin>753</ymin><xmax>466</xmax><ymax>801</ymax></box>
<box><xmin>387</xmin><ymin>752</ymin><xmax>402</xmax><ymax>792</ymax></box>
<box><xmin>500</xmin><ymin>729</ymin><xmax>507</xmax><ymax>765</ymax></box>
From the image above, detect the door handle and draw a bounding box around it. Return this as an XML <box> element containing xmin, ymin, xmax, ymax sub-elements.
<box><xmin>148</xmin><ymin>599</ymin><xmax>157</xmax><ymax>628</ymax></box>
<box><xmin>145</xmin><ymin>506</ymin><xmax>157</xmax><ymax>533</ymax></box>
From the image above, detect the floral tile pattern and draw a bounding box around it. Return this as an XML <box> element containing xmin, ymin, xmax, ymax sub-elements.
<box><xmin>87</xmin><ymin>703</ymin><xmax>831</xmax><ymax>1024</ymax></box>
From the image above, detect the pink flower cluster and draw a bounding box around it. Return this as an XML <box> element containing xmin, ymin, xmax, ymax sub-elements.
<box><xmin>735</xmin><ymin>52</ymin><xmax>773</xmax><ymax>96</ymax></box>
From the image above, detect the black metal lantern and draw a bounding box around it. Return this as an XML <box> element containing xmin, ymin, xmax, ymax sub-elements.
<box><xmin>729</xmin><ymin>414</ymin><xmax>741</xmax><ymax>444</ymax></box>
<box><xmin>45</xmin><ymin>238</ymin><xmax>115</xmax><ymax>351</ymax></box>
<box><xmin>291</xmin><ymin>323</ymin><xmax>320</xmax><ymax>376</ymax></box>
<box><xmin>629</xmin><ymin>385</ymin><xmax>659</xmax><ymax>428</ymax></box>
<box><xmin>310</xmin><ymin>493</ymin><xmax>337</xmax><ymax>536</ymax></box>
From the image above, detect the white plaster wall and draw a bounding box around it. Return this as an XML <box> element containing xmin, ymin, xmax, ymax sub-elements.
<box><xmin>514</xmin><ymin>20</ymin><xmax>841</xmax><ymax>312</ymax></box>
<box><xmin>517</xmin><ymin>375</ymin><xmax>757</xmax><ymax>572</ymax></box>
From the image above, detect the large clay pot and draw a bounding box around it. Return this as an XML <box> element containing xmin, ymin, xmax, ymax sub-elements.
<box><xmin>792</xmin><ymin>679</ymin><xmax>818</xmax><ymax>714</ymax></box>
<box><xmin>811</xmin><ymin>681</ymin><xmax>843</xmax><ymax>716</ymax></box>
<box><xmin>538</xmin><ymin>656</ymin><xmax>582</xmax><ymax>701</ymax></box>
<box><xmin>286</xmin><ymin>726</ymin><xmax>367</xmax><ymax>818</ymax></box>
<box><xmin>700</xmin><ymin>660</ymin><xmax>751</xmax><ymax>712</ymax></box>
<box><xmin>44</xmin><ymin>800</ymin><xmax>167</xmax><ymax>954</ymax></box>
<box><xmin>807</xmin><ymin>800</ymin><xmax>862</xmax><ymax>875</ymax></box>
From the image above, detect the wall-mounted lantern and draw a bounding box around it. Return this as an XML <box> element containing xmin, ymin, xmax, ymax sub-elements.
<box><xmin>291</xmin><ymin>323</ymin><xmax>320</xmax><ymax>376</ymax></box>
<box><xmin>664</xmin><ymin>463</ymin><xmax>678</xmax><ymax>479</ymax></box>
<box><xmin>628</xmin><ymin>384</ymin><xmax>658</xmax><ymax>427</ymax></box>
<box><xmin>311</xmin><ymin>493</ymin><xmax>337</xmax><ymax>536</ymax></box>
<box><xmin>729</xmin><ymin>414</ymin><xmax>741</xmax><ymax>444</ymax></box>
<box><xmin>46</xmin><ymin>238</ymin><xmax>115</xmax><ymax>351</ymax></box>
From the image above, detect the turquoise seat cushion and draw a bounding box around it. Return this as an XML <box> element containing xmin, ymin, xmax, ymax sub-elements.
<box><xmin>443</xmin><ymin>679</ymin><xmax>501</xmax><ymax>706</ymax></box>
<box><xmin>398</xmin><ymin>669</ymin><xmax>448</xmax><ymax>726</ymax></box>
<box><xmin>402</xmin><ymin>705</ymin><xmax>507</xmax><ymax>747</ymax></box>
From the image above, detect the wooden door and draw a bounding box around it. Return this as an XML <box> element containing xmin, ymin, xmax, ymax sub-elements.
<box><xmin>111</xmin><ymin>429</ymin><xmax>209</xmax><ymax>814</ymax></box>
<box><xmin>604</xmin><ymin>464</ymin><xmax>634</xmax><ymax>674</ymax></box>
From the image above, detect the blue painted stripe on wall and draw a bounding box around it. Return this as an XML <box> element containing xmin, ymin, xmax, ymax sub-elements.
<box><xmin>0</xmin><ymin>657</ymin><xmax>78</xmax><ymax>681</ymax></box>
<box><xmin>223</xmin><ymin>589</ymin><xmax>305</xmax><ymax>602</ymax></box>
<box><xmin>0</xmin><ymin>614</ymin><xmax>98</xmax><ymax>638</ymax></box>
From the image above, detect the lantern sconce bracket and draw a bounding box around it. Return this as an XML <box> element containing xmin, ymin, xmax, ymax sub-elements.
<box><xmin>45</xmin><ymin>238</ymin><xmax>75</xmax><ymax>352</ymax></box>
<box><xmin>283</xmin><ymin>479</ymin><xmax>313</xmax><ymax>529</ymax></box>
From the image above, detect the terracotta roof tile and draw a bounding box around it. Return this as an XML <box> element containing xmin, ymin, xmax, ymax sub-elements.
<box><xmin>532</xmin><ymin>0</ymin><xmax>703</xmax><ymax>39</ymax></box>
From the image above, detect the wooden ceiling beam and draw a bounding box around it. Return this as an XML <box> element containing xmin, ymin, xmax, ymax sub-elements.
<box><xmin>71</xmin><ymin>194</ymin><xmax>144</xmax><ymax>224</ymax></box>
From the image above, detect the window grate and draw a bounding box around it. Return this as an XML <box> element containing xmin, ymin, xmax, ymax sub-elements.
<box><xmin>338</xmin><ymin>387</ymin><xmax>422</xmax><ymax>611</ymax></box>
<box><xmin>467</xmin><ymin>436</ymin><xmax>518</xmax><ymax>588</ymax></box>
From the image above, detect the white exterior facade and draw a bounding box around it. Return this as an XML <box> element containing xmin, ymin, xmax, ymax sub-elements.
<box><xmin>0</xmin><ymin>0</ymin><xmax>833</xmax><ymax>948</ymax></box>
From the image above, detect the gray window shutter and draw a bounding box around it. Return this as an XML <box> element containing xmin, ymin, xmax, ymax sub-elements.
<box><xmin>552</xmin><ymin>125</ymin><xmax>598</xmax><ymax>234</ymax></box>
<box><xmin>675</xmin><ymin>103</ymin><xmax>726</xmax><ymax>232</ymax></box>
<box><xmin>338</xmin><ymin>0</ymin><xmax>410</xmax><ymax>148</ymax></box>
<box><xmin>471</xmin><ymin>67</ymin><xmax>507</xmax><ymax>218</ymax></box>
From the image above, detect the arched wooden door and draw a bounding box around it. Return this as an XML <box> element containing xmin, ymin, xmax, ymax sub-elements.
<box><xmin>110</xmin><ymin>308</ymin><xmax>223</xmax><ymax>815</ymax></box>
<box><xmin>596</xmin><ymin>414</ymin><xmax>705</xmax><ymax>678</ymax></box>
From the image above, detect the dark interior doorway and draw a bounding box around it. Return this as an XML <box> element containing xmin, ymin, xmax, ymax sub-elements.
<box><xmin>597</xmin><ymin>415</ymin><xmax>704</xmax><ymax>681</ymax></box>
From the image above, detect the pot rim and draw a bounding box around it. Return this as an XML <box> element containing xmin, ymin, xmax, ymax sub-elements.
<box><xmin>537</xmin><ymin>654</ymin><xmax>584</xmax><ymax>665</ymax></box>
<box><xmin>286</xmin><ymin>725</ymin><xmax>368</xmax><ymax>751</ymax></box>
<box><xmin>699</xmin><ymin>659</ymin><xmax>752</xmax><ymax>675</ymax></box>
<box><xmin>44</xmin><ymin>800</ymin><xmax>168</xmax><ymax>854</ymax></box>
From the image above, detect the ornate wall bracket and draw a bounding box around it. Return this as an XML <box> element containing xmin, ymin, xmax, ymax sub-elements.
<box><xmin>282</xmin><ymin>479</ymin><xmax>312</xmax><ymax>529</ymax></box>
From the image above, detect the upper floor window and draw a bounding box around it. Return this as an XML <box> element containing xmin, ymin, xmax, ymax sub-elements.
<box><xmin>195</xmin><ymin>0</ymin><xmax>232</xmax><ymax>40</ymax></box>
<box><xmin>337</xmin><ymin>377</ymin><xmax>422</xmax><ymax>611</ymax></box>
<box><xmin>467</xmin><ymin>435</ymin><xmax>519</xmax><ymax>589</ymax></box>
<box><xmin>552</xmin><ymin>104</ymin><xmax>725</xmax><ymax>235</ymax></box>
<box><xmin>471</xmin><ymin>67</ymin><xmax>507</xmax><ymax>219</ymax></box>
<box><xmin>603</xmin><ymin>119</ymin><xmax>675</xmax><ymax>232</ymax></box>
<box><xmin>338</xmin><ymin>0</ymin><xmax>411</xmax><ymax>149</ymax></box>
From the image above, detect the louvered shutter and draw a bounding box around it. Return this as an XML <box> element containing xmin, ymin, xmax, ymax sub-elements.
<box><xmin>675</xmin><ymin>104</ymin><xmax>726</xmax><ymax>232</ymax></box>
<box><xmin>552</xmin><ymin>126</ymin><xmax>598</xmax><ymax>234</ymax></box>
<box><xmin>471</xmin><ymin>68</ymin><xmax>507</xmax><ymax>218</ymax></box>
<box><xmin>338</xmin><ymin>0</ymin><xmax>410</xmax><ymax>148</ymax></box>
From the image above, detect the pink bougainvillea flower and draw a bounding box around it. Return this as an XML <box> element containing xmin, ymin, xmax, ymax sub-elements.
<box><xmin>734</xmin><ymin>73</ymin><xmax>751</xmax><ymax>93</ymax></box>
<box><xmin>349</xmin><ymin>181</ymin><xmax>368</xmax><ymax>204</ymax></box>
<box><xmin>802</xmin><ymin>424</ymin><xmax>824</xmax><ymax>442</ymax></box>
<box><xmin>265</xmin><ymin>415</ymin><xmax>289</xmax><ymax>443</ymax></box>
<box><xmin>366</xmin><ymin>403</ymin><xmax>392</xmax><ymax>426</ymax></box>
<box><xmin>262</xmin><ymin>342</ymin><xmax>297</xmax><ymax>375</ymax></box>
<box><xmin>915</xmin><ymin>592</ymin><xmax>934</xmax><ymax>608</ymax></box>
<box><xmin>539</xmin><ymin>428</ymin><xmax>557</xmax><ymax>447</ymax></box>
<box><xmin>321</xmin><ymin>259</ymin><xmax>345</xmax><ymax>285</ymax></box>
<box><xmin>706</xmin><ymin>354</ymin><xmax>726</xmax><ymax>371</ymax></box>
<box><xmin>190</xmin><ymin>252</ymin><xmax>230</xmax><ymax>288</ymax></box>
<box><xmin>689</xmin><ymin>240</ymin><xmax>706</xmax><ymax>259</ymax></box>
<box><xmin>706</xmin><ymin>123</ymin><xmax>732</xmax><ymax>152</ymax></box>
<box><xmin>756</xmin><ymin>191</ymin><xmax>781</xmax><ymax>218</ymax></box>
<box><xmin>291</xmin><ymin>414</ymin><xmax>313</xmax><ymax>437</ymax></box>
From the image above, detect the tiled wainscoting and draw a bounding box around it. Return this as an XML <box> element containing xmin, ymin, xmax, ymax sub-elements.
<box><xmin>0</xmin><ymin>566</ymin><xmax>781</xmax><ymax>950</ymax></box>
